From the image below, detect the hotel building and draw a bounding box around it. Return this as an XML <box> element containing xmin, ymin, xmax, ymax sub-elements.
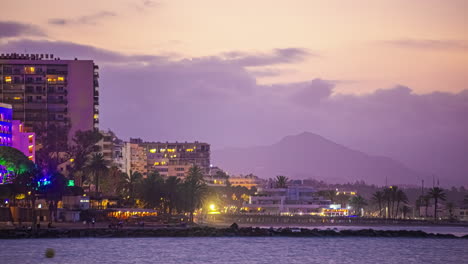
<box><xmin>0</xmin><ymin>53</ymin><xmax>99</xmax><ymax>145</ymax></box>
<box><xmin>0</xmin><ymin>103</ymin><xmax>36</xmax><ymax>183</ymax></box>
<box><xmin>244</xmin><ymin>186</ymin><xmax>332</xmax><ymax>215</ymax></box>
<box><xmin>127</xmin><ymin>139</ymin><xmax>211</xmax><ymax>178</ymax></box>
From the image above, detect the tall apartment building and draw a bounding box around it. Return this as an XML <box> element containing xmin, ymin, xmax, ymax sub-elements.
<box><xmin>96</xmin><ymin>130</ymin><xmax>126</xmax><ymax>171</ymax></box>
<box><xmin>129</xmin><ymin>139</ymin><xmax>211</xmax><ymax>178</ymax></box>
<box><xmin>122</xmin><ymin>141</ymin><xmax>147</xmax><ymax>177</ymax></box>
<box><xmin>0</xmin><ymin>53</ymin><xmax>99</xmax><ymax>145</ymax></box>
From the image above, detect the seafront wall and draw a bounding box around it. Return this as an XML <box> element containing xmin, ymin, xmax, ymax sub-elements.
<box><xmin>203</xmin><ymin>214</ymin><xmax>468</xmax><ymax>227</ymax></box>
<box><xmin>0</xmin><ymin>226</ymin><xmax>467</xmax><ymax>239</ymax></box>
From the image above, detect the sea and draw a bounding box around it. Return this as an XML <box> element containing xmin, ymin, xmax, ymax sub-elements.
<box><xmin>0</xmin><ymin>226</ymin><xmax>467</xmax><ymax>264</ymax></box>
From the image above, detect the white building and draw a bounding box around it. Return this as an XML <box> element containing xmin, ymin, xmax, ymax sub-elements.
<box><xmin>244</xmin><ymin>186</ymin><xmax>332</xmax><ymax>214</ymax></box>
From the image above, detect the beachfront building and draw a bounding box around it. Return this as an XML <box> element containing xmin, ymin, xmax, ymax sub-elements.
<box><xmin>123</xmin><ymin>141</ymin><xmax>148</xmax><ymax>177</ymax></box>
<box><xmin>0</xmin><ymin>103</ymin><xmax>35</xmax><ymax>160</ymax></box>
<box><xmin>129</xmin><ymin>139</ymin><xmax>211</xmax><ymax>178</ymax></box>
<box><xmin>0</xmin><ymin>53</ymin><xmax>99</xmax><ymax>145</ymax></box>
<box><xmin>0</xmin><ymin>103</ymin><xmax>36</xmax><ymax>184</ymax></box>
<box><xmin>96</xmin><ymin>130</ymin><xmax>126</xmax><ymax>170</ymax></box>
<box><xmin>229</xmin><ymin>174</ymin><xmax>265</xmax><ymax>189</ymax></box>
<box><xmin>244</xmin><ymin>186</ymin><xmax>332</xmax><ymax>214</ymax></box>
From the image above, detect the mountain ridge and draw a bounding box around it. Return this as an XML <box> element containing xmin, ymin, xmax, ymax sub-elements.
<box><xmin>213</xmin><ymin>131</ymin><xmax>424</xmax><ymax>185</ymax></box>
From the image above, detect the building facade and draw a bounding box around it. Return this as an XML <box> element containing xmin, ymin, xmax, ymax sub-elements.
<box><xmin>0</xmin><ymin>103</ymin><xmax>13</xmax><ymax>147</ymax></box>
<box><xmin>229</xmin><ymin>174</ymin><xmax>264</xmax><ymax>189</ymax></box>
<box><xmin>0</xmin><ymin>103</ymin><xmax>36</xmax><ymax>184</ymax></box>
<box><xmin>122</xmin><ymin>142</ymin><xmax>147</xmax><ymax>177</ymax></box>
<box><xmin>244</xmin><ymin>186</ymin><xmax>332</xmax><ymax>214</ymax></box>
<box><xmin>0</xmin><ymin>103</ymin><xmax>35</xmax><ymax>161</ymax></box>
<box><xmin>131</xmin><ymin>139</ymin><xmax>211</xmax><ymax>178</ymax></box>
<box><xmin>12</xmin><ymin>120</ymin><xmax>35</xmax><ymax>162</ymax></box>
<box><xmin>0</xmin><ymin>53</ymin><xmax>99</xmax><ymax>145</ymax></box>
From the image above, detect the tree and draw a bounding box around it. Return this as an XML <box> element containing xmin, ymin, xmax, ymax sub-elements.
<box><xmin>318</xmin><ymin>190</ymin><xmax>337</xmax><ymax>204</ymax></box>
<box><xmin>101</xmin><ymin>166</ymin><xmax>126</xmax><ymax>196</ymax></box>
<box><xmin>428</xmin><ymin>187</ymin><xmax>447</xmax><ymax>220</ymax></box>
<box><xmin>184</xmin><ymin>165</ymin><xmax>208</xmax><ymax>222</ymax></box>
<box><xmin>395</xmin><ymin>189</ymin><xmax>408</xmax><ymax>218</ymax></box>
<box><xmin>163</xmin><ymin>176</ymin><xmax>182</xmax><ymax>214</ymax></box>
<box><xmin>42</xmin><ymin>171</ymin><xmax>67</xmax><ymax>222</ymax></box>
<box><xmin>137</xmin><ymin>171</ymin><xmax>164</xmax><ymax>209</ymax></box>
<box><xmin>401</xmin><ymin>205</ymin><xmax>411</xmax><ymax>219</ymax></box>
<box><xmin>349</xmin><ymin>195</ymin><xmax>367</xmax><ymax>216</ymax></box>
<box><xmin>372</xmin><ymin>190</ymin><xmax>384</xmax><ymax>217</ymax></box>
<box><xmin>0</xmin><ymin>146</ymin><xmax>35</xmax><ymax>182</ymax></box>
<box><xmin>422</xmin><ymin>194</ymin><xmax>431</xmax><ymax>218</ymax></box>
<box><xmin>274</xmin><ymin>175</ymin><xmax>289</xmax><ymax>188</ymax></box>
<box><xmin>84</xmin><ymin>153</ymin><xmax>109</xmax><ymax>194</ymax></box>
<box><xmin>383</xmin><ymin>188</ymin><xmax>392</xmax><ymax>218</ymax></box>
<box><xmin>12</xmin><ymin>166</ymin><xmax>43</xmax><ymax>229</ymax></box>
<box><xmin>34</xmin><ymin>123</ymin><xmax>70</xmax><ymax>172</ymax></box>
<box><xmin>67</xmin><ymin>130</ymin><xmax>103</xmax><ymax>185</ymax></box>
<box><xmin>120</xmin><ymin>170</ymin><xmax>143</xmax><ymax>206</ymax></box>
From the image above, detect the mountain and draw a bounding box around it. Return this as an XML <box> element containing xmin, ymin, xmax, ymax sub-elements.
<box><xmin>213</xmin><ymin>132</ymin><xmax>424</xmax><ymax>185</ymax></box>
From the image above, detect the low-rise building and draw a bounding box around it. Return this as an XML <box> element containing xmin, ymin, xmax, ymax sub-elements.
<box><xmin>244</xmin><ymin>186</ymin><xmax>331</xmax><ymax>214</ymax></box>
<box><xmin>229</xmin><ymin>174</ymin><xmax>264</xmax><ymax>189</ymax></box>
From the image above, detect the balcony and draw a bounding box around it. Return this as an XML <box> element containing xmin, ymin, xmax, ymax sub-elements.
<box><xmin>47</xmin><ymin>99</ymin><xmax>68</xmax><ymax>104</ymax></box>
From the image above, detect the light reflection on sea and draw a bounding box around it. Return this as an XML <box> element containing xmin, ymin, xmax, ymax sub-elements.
<box><xmin>0</xmin><ymin>236</ymin><xmax>467</xmax><ymax>264</ymax></box>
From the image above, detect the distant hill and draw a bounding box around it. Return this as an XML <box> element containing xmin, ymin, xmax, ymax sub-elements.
<box><xmin>213</xmin><ymin>132</ymin><xmax>423</xmax><ymax>185</ymax></box>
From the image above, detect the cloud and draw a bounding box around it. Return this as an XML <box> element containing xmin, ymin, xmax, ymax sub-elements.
<box><xmin>383</xmin><ymin>39</ymin><xmax>468</xmax><ymax>51</ymax></box>
<box><xmin>0</xmin><ymin>38</ymin><xmax>466</xmax><ymax>184</ymax></box>
<box><xmin>48</xmin><ymin>11</ymin><xmax>117</xmax><ymax>26</ymax></box>
<box><xmin>0</xmin><ymin>21</ymin><xmax>46</xmax><ymax>38</ymax></box>
<box><xmin>221</xmin><ymin>48</ymin><xmax>313</xmax><ymax>66</ymax></box>
<box><xmin>289</xmin><ymin>79</ymin><xmax>334</xmax><ymax>106</ymax></box>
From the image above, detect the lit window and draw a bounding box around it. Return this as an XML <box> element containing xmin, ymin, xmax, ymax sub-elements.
<box><xmin>94</xmin><ymin>114</ymin><xmax>99</xmax><ymax>119</ymax></box>
<box><xmin>58</xmin><ymin>76</ymin><xmax>64</xmax><ymax>82</ymax></box>
<box><xmin>13</xmin><ymin>97</ymin><xmax>21</xmax><ymax>100</ymax></box>
<box><xmin>28</xmin><ymin>145</ymin><xmax>33</xmax><ymax>153</ymax></box>
<box><xmin>154</xmin><ymin>162</ymin><xmax>160</xmax><ymax>166</ymax></box>
<box><xmin>160</xmin><ymin>148</ymin><xmax>166</xmax><ymax>152</ymax></box>
<box><xmin>5</xmin><ymin>76</ymin><xmax>12</xmax><ymax>83</ymax></box>
<box><xmin>25</xmin><ymin>67</ymin><xmax>35</xmax><ymax>74</ymax></box>
<box><xmin>149</xmin><ymin>149</ymin><xmax>156</xmax><ymax>153</ymax></box>
<box><xmin>186</xmin><ymin>149</ymin><xmax>194</xmax><ymax>152</ymax></box>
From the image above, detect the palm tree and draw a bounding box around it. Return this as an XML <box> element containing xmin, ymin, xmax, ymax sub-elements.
<box><xmin>121</xmin><ymin>170</ymin><xmax>143</xmax><ymax>206</ymax></box>
<box><xmin>84</xmin><ymin>153</ymin><xmax>108</xmax><ymax>194</ymax></box>
<box><xmin>275</xmin><ymin>175</ymin><xmax>289</xmax><ymax>188</ymax></box>
<box><xmin>164</xmin><ymin>176</ymin><xmax>182</xmax><ymax>214</ymax></box>
<box><xmin>372</xmin><ymin>190</ymin><xmax>384</xmax><ymax>217</ymax></box>
<box><xmin>383</xmin><ymin>188</ymin><xmax>392</xmax><ymax>218</ymax></box>
<box><xmin>401</xmin><ymin>205</ymin><xmax>411</xmax><ymax>219</ymax></box>
<box><xmin>349</xmin><ymin>195</ymin><xmax>367</xmax><ymax>216</ymax></box>
<box><xmin>137</xmin><ymin>171</ymin><xmax>164</xmax><ymax>209</ymax></box>
<box><xmin>422</xmin><ymin>194</ymin><xmax>431</xmax><ymax>218</ymax></box>
<box><xmin>428</xmin><ymin>187</ymin><xmax>447</xmax><ymax>220</ymax></box>
<box><xmin>184</xmin><ymin>165</ymin><xmax>208</xmax><ymax>222</ymax></box>
<box><xmin>395</xmin><ymin>189</ymin><xmax>408</xmax><ymax>218</ymax></box>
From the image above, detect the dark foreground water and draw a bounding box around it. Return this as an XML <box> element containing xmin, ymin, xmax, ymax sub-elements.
<box><xmin>0</xmin><ymin>237</ymin><xmax>467</xmax><ymax>264</ymax></box>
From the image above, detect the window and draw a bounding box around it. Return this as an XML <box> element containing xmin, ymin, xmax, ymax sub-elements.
<box><xmin>25</xmin><ymin>66</ymin><xmax>35</xmax><ymax>74</ymax></box>
<box><xmin>36</xmin><ymin>96</ymin><xmax>42</xmax><ymax>100</ymax></box>
<box><xmin>58</xmin><ymin>76</ymin><xmax>65</xmax><ymax>82</ymax></box>
<box><xmin>4</xmin><ymin>76</ymin><xmax>11</xmax><ymax>83</ymax></box>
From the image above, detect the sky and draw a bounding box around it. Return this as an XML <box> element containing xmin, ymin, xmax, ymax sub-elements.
<box><xmin>1</xmin><ymin>0</ymin><xmax>467</xmax><ymax>184</ymax></box>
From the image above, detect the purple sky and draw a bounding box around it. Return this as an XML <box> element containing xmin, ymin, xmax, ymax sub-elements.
<box><xmin>1</xmin><ymin>0</ymin><xmax>467</xmax><ymax>185</ymax></box>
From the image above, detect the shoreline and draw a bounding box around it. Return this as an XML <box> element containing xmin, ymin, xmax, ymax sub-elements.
<box><xmin>0</xmin><ymin>226</ymin><xmax>467</xmax><ymax>239</ymax></box>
